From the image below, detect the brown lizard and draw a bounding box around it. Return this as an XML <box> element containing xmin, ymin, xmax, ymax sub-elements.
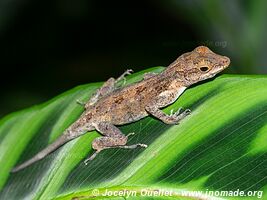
<box><xmin>11</xmin><ymin>46</ymin><xmax>230</xmax><ymax>172</ymax></box>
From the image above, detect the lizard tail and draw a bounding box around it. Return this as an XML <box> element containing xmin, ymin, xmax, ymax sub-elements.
<box><xmin>11</xmin><ymin>134</ymin><xmax>70</xmax><ymax>173</ymax></box>
<box><xmin>11</xmin><ymin>128</ymin><xmax>87</xmax><ymax>173</ymax></box>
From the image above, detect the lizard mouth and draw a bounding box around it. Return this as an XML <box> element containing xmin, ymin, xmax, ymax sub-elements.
<box><xmin>209</xmin><ymin>64</ymin><xmax>229</xmax><ymax>78</ymax></box>
<box><xmin>213</xmin><ymin>56</ymin><xmax>230</xmax><ymax>75</ymax></box>
<box><xmin>220</xmin><ymin>56</ymin><xmax>231</xmax><ymax>70</ymax></box>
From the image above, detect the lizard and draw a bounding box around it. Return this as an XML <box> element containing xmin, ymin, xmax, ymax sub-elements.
<box><xmin>11</xmin><ymin>46</ymin><xmax>230</xmax><ymax>173</ymax></box>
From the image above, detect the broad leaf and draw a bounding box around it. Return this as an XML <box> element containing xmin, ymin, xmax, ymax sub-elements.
<box><xmin>0</xmin><ymin>67</ymin><xmax>266</xmax><ymax>200</ymax></box>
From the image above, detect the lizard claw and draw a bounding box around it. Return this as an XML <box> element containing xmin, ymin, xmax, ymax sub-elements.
<box><xmin>183</xmin><ymin>109</ymin><xmax>191</xmax><ymax>115</ymax></box>
<box><xmin>84</xmin><ymin>150</ymin><xmax>100</xmax><ymax>165</ymax></box>
<box><xmin>176</xmin><ymin>108</ymin><xmax>191</xmax><ymax>118</ymax></box>
<box><xmin>170</xmin><ymin>107</ymin><xmax>183</xmax><ymax>117</ymax></box>
<box><xmin>126</xmin><ymin>132</ymin><xmax>135</xmax><ymax>138</ymax></box>
<box><xmin>139</xmin><ymin>144</ymin><xmax>148</xmax><ymax>148</ymax></box>
<box><xmin>76</xmin><ymin>99</ymin><xmax>86</xmax><ymax>106</ymax></box>
<box><xmin>116</xmin><ymin>69</ymin><xmax>134</xmax><ymax>85</ymax></box>
<box><xmin>171</xmin><ymin>108</ymin><xmax>191</xmax><ymax>117</ymax></box>
<box><xmin>122</xmin><ymin>69</ymin><xmax>134</xmax><ymax>85</ymax></box>
<box><xmin>125</xmin><ymin>69</ymin><xmax>134</xmax><ymax>75</ymax></box>
<box><xmin>177</xmin><ymin>107</ymin><xmax>184</xmax><ymax>114</ymax></box>
<box><xmin>167</xmin><ymin>108</ymin><xmax>191</xmax><ymax>124</ymax></box>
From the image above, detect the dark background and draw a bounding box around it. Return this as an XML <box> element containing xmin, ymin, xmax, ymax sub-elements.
<box><xmin>1</xmin><ymin>0</ymin><xmax>267</xmax><ymax>117</ymax></box>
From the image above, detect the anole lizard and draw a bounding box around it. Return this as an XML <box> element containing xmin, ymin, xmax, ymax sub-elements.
<box><xmin>11</xmin><ymin>46</ymin><xmax>230</xmax><ymax>172</ymax></box>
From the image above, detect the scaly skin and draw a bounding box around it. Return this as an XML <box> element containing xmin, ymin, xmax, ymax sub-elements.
<box><xmin>12</xmin><ymin>46</ymin><xmax>230</xmax><ymax>172</ymax></box>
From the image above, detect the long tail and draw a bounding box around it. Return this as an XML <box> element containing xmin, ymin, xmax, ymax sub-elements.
<box><xmin>12</xmin><ymin>132</ymin><xmax>76</xmax><ymax>173</ymax></box>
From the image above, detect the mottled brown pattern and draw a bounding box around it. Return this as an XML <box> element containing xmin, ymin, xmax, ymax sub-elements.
<box><xmin>12</xmin><ymin>46</ymin><xmax>230</xmax><ymax>172</ymax></box>
<box><xmin>113</xmin><ymin>96</ymin><xmax>124</xmax><ymax>104</ymax></box>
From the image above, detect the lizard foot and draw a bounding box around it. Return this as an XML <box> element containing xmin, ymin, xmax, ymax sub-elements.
<box><xmin>117</xmin><ymin>143</ymin><xmax>148</xmax><ymax>149</ymax></box>
<box><xmin>116</xmin><ymin>69</ymin><xmax>134</xmax><ymax>85</ymax></box>
<box><xmin>83</xmin><ymin>142</ymin><xmax>147</xmax><ymax>166</ymax></box>
<box><xmin>84</xmin><ymin>150</ymin><xmax>100</xmax><ymax>165</ymax></box>
<box><xmin>76</xmin><ymin>99</ymin><xmax>86</xmax><ymax>107</ymax></box>
<box><xmin>126</xmin><ymin>132</ymin><xmax>135</xmax><ymax>138</ymax></box>
<box><xmin>167</xmin><ymin>108</ymin><xmax>191</xmax><ymax>124</ymax></box>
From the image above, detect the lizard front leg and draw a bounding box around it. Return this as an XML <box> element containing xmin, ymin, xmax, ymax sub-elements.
<box><xmin>146</xmin><ymin>105</ymin><xmax>190</xmax><ymax>124</ymax></box>
<box><xmin>145</xmin><ymin>87</ymin><xmax>190</xmax><ymax>124</ymax></box>
<box><xmin>145</xmin><ymin>89</ymin><xmax>191</xmax><ymax>125</ymax></box>
<box><xmin>84</xmin><ymin>122</ymin><xmax>147</xmax><ymax>164</ymax></box>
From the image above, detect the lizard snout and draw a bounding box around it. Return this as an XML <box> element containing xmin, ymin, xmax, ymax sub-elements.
<box><xmin>221</xmin><ymin>56</ymin><xmax>231</xmax><ymax>68</ymax></box>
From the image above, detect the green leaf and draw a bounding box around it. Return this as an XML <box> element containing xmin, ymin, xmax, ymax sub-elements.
<box><xmin>0</xmin><ymin>67</ymin><xmax>266</xmax><ymax>200</ymax></box>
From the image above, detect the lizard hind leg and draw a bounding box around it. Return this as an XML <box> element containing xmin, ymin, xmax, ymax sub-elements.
<box><xmin>84</xmin><ymin>122</ymin><xmax>147</xmax><ymax>165</ymax></box>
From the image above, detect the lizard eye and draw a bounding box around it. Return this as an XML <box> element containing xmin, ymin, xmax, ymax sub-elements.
<box><xmin>200</xmin><ymin>66</ymin><xmax>209</xmax><ymax>72</ymax></box>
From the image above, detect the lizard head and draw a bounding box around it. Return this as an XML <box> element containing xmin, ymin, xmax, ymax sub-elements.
<box><xmin>172</xmin><ymin>46</ymin><xmax>230</xmax><ymax>86</ymax></box>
